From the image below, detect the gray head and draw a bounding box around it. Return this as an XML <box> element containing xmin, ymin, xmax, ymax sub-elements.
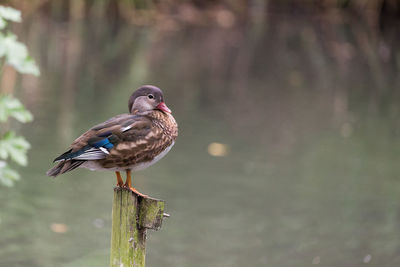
<box><xmin>128</xmin><ymin>85</ymin><xmax>171</xmax><ymax>114</ymax></box>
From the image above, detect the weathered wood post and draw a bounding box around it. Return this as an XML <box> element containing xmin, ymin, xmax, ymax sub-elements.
<box><xmin>110</xmin><ymin>187</ymin><xmax>167</xmax><ymax>267</ymax></box>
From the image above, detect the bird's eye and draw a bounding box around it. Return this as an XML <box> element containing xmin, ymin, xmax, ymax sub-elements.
<box><xmin>148</xmin><ymin>94</ymin><xmax>154</xmax><ymax>99</ymax></box>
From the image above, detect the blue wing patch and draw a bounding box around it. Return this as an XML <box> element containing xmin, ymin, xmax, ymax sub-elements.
<box><xmin>91</xmin><ymin>138</ymin><xmax>114</xmax><ymax>149</ymax></box>
<box><xmin>53</xmin><ymin>137</ymin><xmax>115</xmax><ymax>163</ymax></box>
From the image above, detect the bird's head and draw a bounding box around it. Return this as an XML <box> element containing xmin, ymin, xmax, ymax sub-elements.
<box><xmin>128</xmin><ymin>85</ymin><xmax>172</xmax><ymax>114</ymax></box>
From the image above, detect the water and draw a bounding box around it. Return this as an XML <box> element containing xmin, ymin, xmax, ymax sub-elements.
<box><xmin>1</xmin><ymin>7</ymin><xmax>400</xmax><ymax>267</ymax></box>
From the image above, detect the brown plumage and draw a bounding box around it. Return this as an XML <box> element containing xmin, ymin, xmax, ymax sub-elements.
<box><xmin>47</xmin><ymin>85</ymin><xmax>178</xmax><ymax>196</ymax></box>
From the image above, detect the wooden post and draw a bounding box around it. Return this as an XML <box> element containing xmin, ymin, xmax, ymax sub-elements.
<box><xmin>110</xmin><ymin>187</ymin><xmax>167</xmax><ymax>267</ymax></box>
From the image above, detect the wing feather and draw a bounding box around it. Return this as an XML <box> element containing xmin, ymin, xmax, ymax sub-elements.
<box><xmin>50</xmin><ymin>114</ymin><xmax>154</xmax><ymax>165</ymax></box>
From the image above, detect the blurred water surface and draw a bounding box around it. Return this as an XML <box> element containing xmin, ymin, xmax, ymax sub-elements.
<box><xmin>1</xmin><ymin>4</ymin><xmax>400</xmax><ymax>267</ymax></box>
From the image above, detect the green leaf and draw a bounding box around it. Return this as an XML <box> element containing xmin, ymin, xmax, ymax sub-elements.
<box><xmin>0</xmin><ymin>33</ymin><xmax>40</xmax><ymax>76</ymax></box>
<box><xmin>0</xmin><ymin>160</ymin><xmax>20</xmax><ymax>187</ymax></box>
<box><xmin>0</xmin><ymin>18</ymin><xmax>6</xmax><ymax>30</ymax></box>
<box><xmin>14</xmin><ymin>56</ymin><xmax>40</xmax><ymax>76</ymax></box>
<box><xmin>0</xmin><ymin>94</ymin><xmax>33</xmax><ymax>123</ymax></box>
<box><xmin>0</xmin><ymin>6</ymin><xmax>21</xmax><ymax>23</ymax></box>
<box><xmin>0</xmin><ymin>33</ymin><xmax>6</xmax><ymax>57</ymax></box>
<box><xmin>0</xmin><ymin>131</ymin><xmax>31</xmax><ymax>166</ymax></box>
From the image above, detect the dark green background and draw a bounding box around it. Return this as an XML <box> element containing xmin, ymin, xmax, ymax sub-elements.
<box><xmin>1</xmin><ymin>1</ymin><xmax>400</xmax><ymax>266</ymax></box>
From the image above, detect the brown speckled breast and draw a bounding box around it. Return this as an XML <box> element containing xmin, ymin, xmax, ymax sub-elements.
<box><xmin>98</xmin><ymin>111</ymin><xmax>178</xmax><ymax>169</ymax></box>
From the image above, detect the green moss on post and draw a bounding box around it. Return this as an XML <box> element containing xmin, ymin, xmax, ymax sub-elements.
<box><xmin>110</xmin><ymin>187</ymin><xmax>166</xmax><ymax>267</ymax></box>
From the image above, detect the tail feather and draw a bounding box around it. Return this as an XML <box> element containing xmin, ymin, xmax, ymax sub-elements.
<box><xmin>46</xmin><ymin>160</ymin><xmax>85</xmax><ymax>177</ymax></box>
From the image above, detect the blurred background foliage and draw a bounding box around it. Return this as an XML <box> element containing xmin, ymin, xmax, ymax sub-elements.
<box><xmin>0</xmin><ymin>0</ymin><xmax>400</xmax><ymax>266</ymax></box>
<box><xmin>0</xmin><ymin>5</ymin><xmax>37</xmax><ymax>187</ymax></box>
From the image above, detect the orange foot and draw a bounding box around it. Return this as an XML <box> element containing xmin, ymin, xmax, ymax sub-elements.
<box><xmin>115</xmin><ymin>171</ymin><xmax>124</xmax><ymax>187</ymax></box>
<box><xmin>123</xmin><ymin>169</ymin><xmax>148</xmax><ymax>198</ymax></box>
<box><xmin>128</xmin><ymin>186</ymin><xmax>148</xmax><ymax>198</ymax></box>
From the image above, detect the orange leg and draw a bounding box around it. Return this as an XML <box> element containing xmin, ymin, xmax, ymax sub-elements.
<box><xmin>115</xmin><ymin>171</ymin><xmax>124</xmax><ymax>187</ymax></box>
<box><xmin>124</xmin><ymin>169</ymin><xmax>148</xmax><ymax>197</ymax></box>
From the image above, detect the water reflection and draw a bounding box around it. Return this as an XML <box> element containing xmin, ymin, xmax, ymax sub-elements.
<box><xmin>1</xmin><ymin>4</ymin><xmax>400</xmax><ymax>267</ymax></box>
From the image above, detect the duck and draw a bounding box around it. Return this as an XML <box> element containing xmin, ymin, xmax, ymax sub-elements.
<box><xmin>46</xmin><ymin>85</ymin><xmax>178</xmax><ymax>197</ymax></box>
